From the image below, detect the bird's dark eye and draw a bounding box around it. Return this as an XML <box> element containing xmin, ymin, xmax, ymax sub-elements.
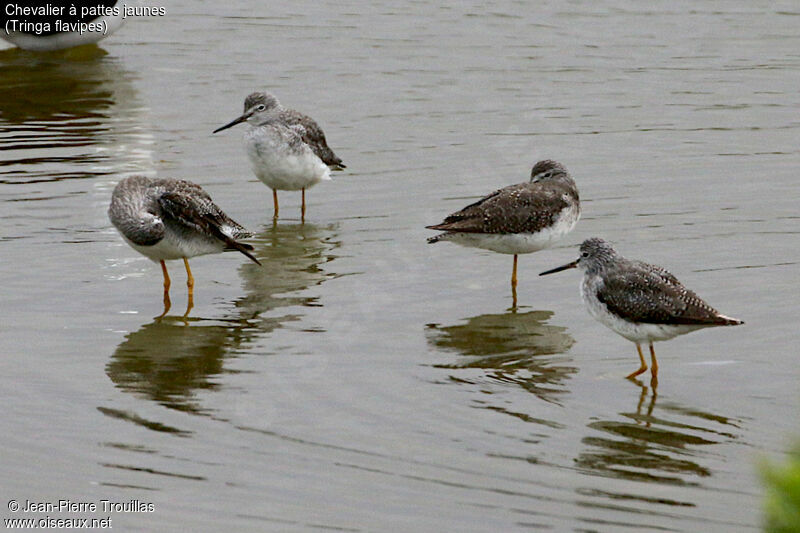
<box><xmin>581</xmin><ymin>252</ymin><xmax>589</xmax><ymax>258</ymax></box>
<box><xmin>256</xmin><ymin>104</ymin><xmax>266</xmax><ymax>111</ymax></box>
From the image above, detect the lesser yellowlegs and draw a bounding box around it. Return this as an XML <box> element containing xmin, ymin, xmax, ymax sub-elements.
<box><xmin>427</xmin><ymin>160</ymin><xmax>580</xmax><ymax>307</ymax></box>
<box><xmin>108</xmin><ymin>175</ymin><xmax>260</xmax><ymax>317</ymax></box>
<box><xmin>212</xmin><ymin>92</ymin><xmax>345</xmax><ymax>222</ymax></box>
<box><xmin>540</xmin><ymin>238</ymin><xmax>743</xmax><ymax>381</ymax></box>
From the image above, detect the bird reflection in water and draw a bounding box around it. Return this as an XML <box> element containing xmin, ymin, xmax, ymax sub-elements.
<box><xmin>234</xmin><ymin>222</ymin><xmax>340</xmax><ymax>319</ymax></box>
<box><xmin>574</xmin><ymin>379</ymin><xmax>741</xmax><ymax>504</ymax></box>
<box><xmin>630</xmin><ymin>377</ymin><xmax>657</xmax><ymax>428</ymax></box>
<box><xmin>107</xmin><ymin>223</ymin><xmax>339</xmax><ymax>412</ymax></box>
<box><xmin>426</xmin><ymin>310</ymin><xmax>576</xmax><ymax>406</ymax></box>
<box><xmin>106</xmin><ymin>316</ymin><xmax>252</xmax><ymax>413</ymax></box>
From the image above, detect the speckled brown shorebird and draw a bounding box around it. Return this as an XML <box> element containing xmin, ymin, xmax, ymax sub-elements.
<box><xmin>212</xmin><ymin>92</ymin><xmax>345</xmax><ymax>222</ymax></box>
<box><xmin>427</xmin><ymin>160</ymin><xmax>580</xmax><ymax>308</ymax></box>
<box><xmin>108</xmin><ymin>175</ymin><xmax>261</xmax><ymax>317</ymax></box>
<box><xmin>540</xmin><ymin>238</ymin><xmax>743</xmax><ymax>382</ymax></box>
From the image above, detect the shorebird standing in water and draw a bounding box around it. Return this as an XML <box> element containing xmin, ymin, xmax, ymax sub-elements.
<box><xmin>427</xmin><ymin>160</ymin><xmax>580</xmax><ymax>308</ymax></box>
<box><xmin>109</xmin><ymin>175</ymin><xmax>260</xmax><ymax>318</ymax></box>
<box><xmin>540</xmin><ymin>238</ymin><xmax>743</xmax><ymax>382</ymax></box>
<box><xmin>213</xmin><ymin>92</ymin><xmax>345</xmax><ymax>222</ymax></box>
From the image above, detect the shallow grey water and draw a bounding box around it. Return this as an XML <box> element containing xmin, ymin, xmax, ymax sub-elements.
<box><xmin>1</xmin><ymin>1</ymin><xmax>799</xmax><ymax>531</ymax></box>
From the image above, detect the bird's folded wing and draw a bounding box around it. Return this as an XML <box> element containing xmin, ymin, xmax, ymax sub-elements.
<box><xmin>597</xmin><ymin>267</ymin><xmax>725</xmax><ymax>325</ymax></box>
<box><xmin>428</xmin><ymin>184</ymin><xmax>570</xmax><ymax>234</ymax></box>
<box><xmin>281</xmin><ymin>109</ymin><xmax>345</xmax><ymax>168</ymax></box>
<box><xmin>158</xmin><ymin>191</ymin><xmax>260</xmax><ymax>264</ymax></box>
<box><xmin>158</xmin><ymin>191</ymin><xmax>234</xmax><ymax>241</ymax></box>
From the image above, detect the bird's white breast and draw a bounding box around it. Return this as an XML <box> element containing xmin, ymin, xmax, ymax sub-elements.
<box><xmin>244</xmin><ymin>127</ymin><xmax>331</xmax><ymax>191</ymax></box>
<box><xmin>122</xmin><ymin>228</ymin><xmax>224</xmax><ymax>262</ymax></box>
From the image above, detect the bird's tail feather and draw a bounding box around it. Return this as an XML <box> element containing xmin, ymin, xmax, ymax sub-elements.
<box><xmin>226</xmin><ymin>240</ymin><xmax>261</xmax><ymax>265</ymax></box>
<box><xmin>716</xmin><ymin>313</ymin><xmax>744</xmax><ymax>326</ymax></box>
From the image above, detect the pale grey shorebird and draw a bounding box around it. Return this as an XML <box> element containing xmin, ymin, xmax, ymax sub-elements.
<box><xmin>109</xmin><ymin>175</ymin><xmax>261</xmax><ymax>317</ymax></box>
<box><xmin>540</xmin><ymin>238</ymin><xmax>743</xmax><ymax>381</ymax></box>
<box><xmin>212</xmin><ymin>92</ymin><xmax>345</xmax><ymax>222</ymax></box>
<box><xmin>427</xmin><ymin>160</ymin><xmax>580</xmax><ymax>308</ymax></box>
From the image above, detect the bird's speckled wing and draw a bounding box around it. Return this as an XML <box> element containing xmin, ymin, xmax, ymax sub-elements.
<box><xmin>596</xmin><ymin>262</ymin><xmax>730</xmax><ymax>325</ymax></box>
<box><xmin>630</xmin><ymin>260</ymin><xmax>681</xmax><ymax>286</ymax></box>
<box><xmin>427</xmin><ymin>182</ymin><xmax>575</xmax><ymax>234</ymax></box>
<box><xmin>157</xmin><ymin>183</ymin><xmax>249</xmax><ymax>239</ymax></box>
<box><xmin>278</xmin><ymin>108</ymin><xmax>345</xmax><ymax>169</ymax></box>
<box><xmin>157</xmin><ymin>181</ymin><xmax>259</xmax><ymax>264</ymax></box>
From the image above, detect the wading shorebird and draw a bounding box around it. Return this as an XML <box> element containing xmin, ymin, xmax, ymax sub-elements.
<box><xmin>427</xmin><ymin>159</ymin><xmax>580</xmax><ymax>308</ymax></box>
<box><xmin>540</xmin><ymin>238</ymin><xmax>743</xmax><ymax>382</ymax></box>
<box><xmin>212</xmin><ymin>92</ymin><xmax>345</xmax><ymax>222</ymax></box>
<box><xmin>109</xmin><ymin>175</ymin><xmax>261</xmax><ymax>318</ymax></box>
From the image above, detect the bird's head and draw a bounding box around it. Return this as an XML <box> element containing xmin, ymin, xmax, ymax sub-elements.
<box><xmin>539</xmin><ymin>238</ymin><xmax>618</xmax><ymax>276</ymax></box>
<box><xmin>212</xmin><ymin>91</ymin><xmax>280</xmax><ymax>134</ymax></box>
<box><xmin>529</xmin><ymin>160</ymin><xmax>569</xmax><ymax>183</ymax></box>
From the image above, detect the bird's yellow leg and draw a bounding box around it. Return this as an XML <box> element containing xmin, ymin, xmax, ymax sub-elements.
<box><xmin>649</xmin><ymin>343</ymin><xmax>659</xmax><ymax>381</ymax></box>
<box><xmin>510</xmin><ymin>254</ymin><xmax>518</xmax><ymax>310</ymax></box>
<box><xmin>626</xmin><ymin>343</ymin><xmax>648</xmax><ymax>379</ymax></box>
<box><xmin>511</xmin><ymin>254</ymin><xmax>518</xmax><ymax>288</ymax></box>
<box><xmin>272</xmin><ymin>189</ymin><xmax>279</xmax><ymax>220</ymax></box>
<box><xmin>183</xmin><ymin>258</ymin><xmax>194</xmax><ymax>317</ymax></box>
<box><xmin>157</xmin><ymin>260</ymin><xmax>171</xmax><ymax>319</ymax></box>
<box><xmin>301</xmin><ymin>188</ymin><xmax>306</xmax><ymax>223</ymax></box>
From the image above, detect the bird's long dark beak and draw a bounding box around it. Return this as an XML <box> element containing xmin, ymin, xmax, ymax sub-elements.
<box><xmin>212</xmin><ymin>114</ymin><xmax>247</xmax><ymax>134</ymax></box>
<box><xmin>539</xmin><ymin>259</ymin><xmax>579</xmax><ymax>276</ymax></box>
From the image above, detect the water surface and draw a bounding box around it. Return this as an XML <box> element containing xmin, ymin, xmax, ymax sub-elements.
<box><xmin>1</xmin><ymin>1</ymin><xmax>799</xmax><ymax>531</ymax></box>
